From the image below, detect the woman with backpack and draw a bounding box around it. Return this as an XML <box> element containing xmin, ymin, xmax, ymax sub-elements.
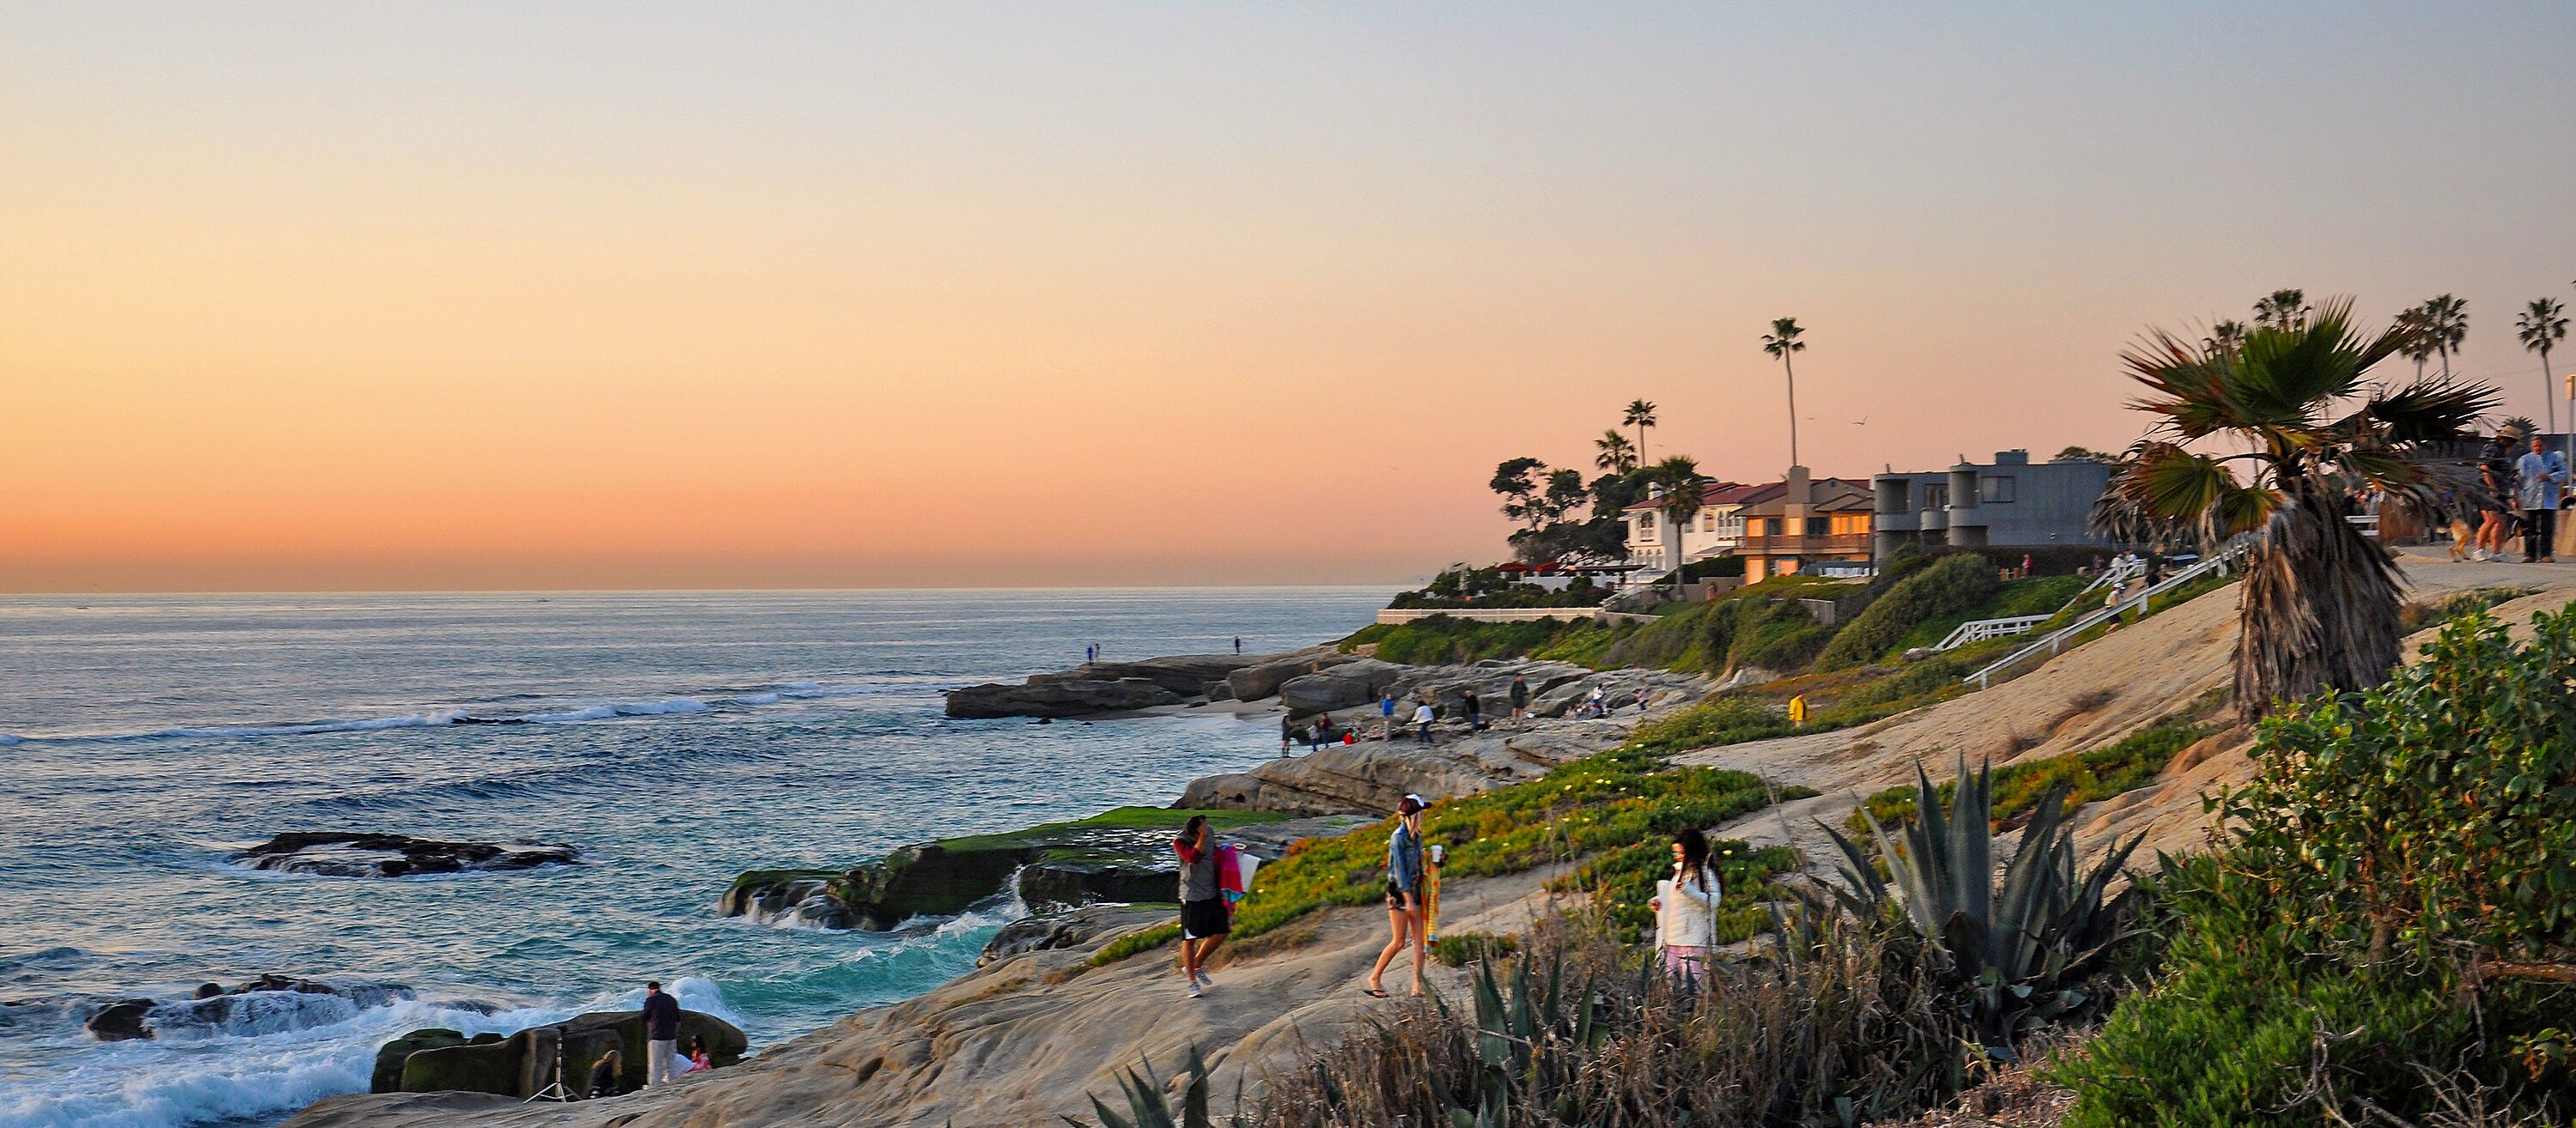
<box><xmin>1649</xmin><ymin>828</ymin><xmax>1722</xmax><ymax>983</ymax></box>
<box><xmin>1364</xmin><ymin>795</ymin><xmax>1429</xmax><ymax>998</ymax></box>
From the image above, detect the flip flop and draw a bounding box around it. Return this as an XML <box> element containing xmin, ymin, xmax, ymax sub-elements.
<box><xmin>1361</xmin><ymin>987</ymin><xmax>1388</xmax><ymax>998</ymax></box>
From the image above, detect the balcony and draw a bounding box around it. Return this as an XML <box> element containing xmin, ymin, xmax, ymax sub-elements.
<box><xmin>1741</xmin><ymin>531</ymin><xmax>1873</xmax><ymax>556</ymax></box>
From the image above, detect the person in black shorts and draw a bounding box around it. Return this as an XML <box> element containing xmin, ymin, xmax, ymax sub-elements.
<box><xmin>1173</xmin><ymin>815</ymin><xmax>1229</xmax><ymax>998</ymax></box>
<box><xmin>1508</xmin><ymin>675</ymin><xmax>1530</xmax><ymax>729</ymax></box>
<box><xmin>1364</xmin><ymin>796</ymin><xmax>1429</xmax><ymax>998</ymax></box>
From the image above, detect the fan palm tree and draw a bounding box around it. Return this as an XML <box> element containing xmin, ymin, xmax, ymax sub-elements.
<box><xmin>1621</xmin><ymin>400</ymin><xmax>1658</xmax><ymax>463</ymax></box>
<box><xmin>1642</xmin><ymin>455</ymin><xmax>1710</xmax><ymax>591</ymax></box>
<box><xmin>1761</xmin><ymin>318</ymin><xmax>1807</xmax><ymax>466</ymax></box>
<box><xmin>2422</xmin><ymin>294</ymin><xmax>2470</xmax><ymax>377</ymax></box>
<box><xmin>2391</xmin><ymin>305</ymin><xmax>2437</xmax><ymax>378</ymax></box>
<box><xmin>2204</xmin><ymin>319</ymin><xmax>2249</xmax><ymax>354</ymax></box>
<box><xmin>2519</xmin><ymin>296</ymin><xmax>2569</xmax><ymax>449</ymax></box>
<box><xmin>2094</xmin><ymin>297</ymin><xmax>2494</xmax><ymax>713</ymax></box>
<box><xmin>1592</xmin><ymin>429</ymin><xmax>1637</xmax><ymax>474</ymax></box>
<box><xmin>2251</xmin><ymin>289</ymin><xmax>2311</xmax><ymax>331</ymax></box>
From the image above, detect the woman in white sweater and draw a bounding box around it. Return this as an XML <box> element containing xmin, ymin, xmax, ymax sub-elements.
<box><xmin>1649</xmin><ymin>828</ymin><xmax>1722</xmax><ymax>982</ymax></box>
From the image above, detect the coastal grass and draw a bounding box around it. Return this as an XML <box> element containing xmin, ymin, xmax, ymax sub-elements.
<box><xmin>1430</xmin><ymin>930</ymin><xmax>1518</xmax><ymax>967</ymax></box>
<box><xmin>939</xmin><ymin>805</ymin><xmax>1284</xmax><ymax>853</ymax></box>
<box><xmin>1850</xmin><ymin>719</ymin><xmax>2209</xmax><ymax>834</ymax></box>
<box><xmin>1088</xmin><ymin>742</ymin><xmax>1812</xmax><ymax>966</ymax></box>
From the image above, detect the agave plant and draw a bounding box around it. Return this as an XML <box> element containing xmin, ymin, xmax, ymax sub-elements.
<box><xmin>1075</xmin><ymin>1045</ymin><xmax>1223</xmax><ymax>1128</ymax></box>
<box><xmin>1819</xmin><ymin>755</ymin><xmax>2143</xmax><ymax>1052</ymax></box>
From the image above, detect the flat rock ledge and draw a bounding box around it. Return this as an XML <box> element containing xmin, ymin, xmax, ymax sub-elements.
<box><xmin>234</xmin><ymin>833</ymin><xmax>578</xmax><ymax>878</ymax></box>
<box><xmin>945</xmin><ymin>648</ymin><xmax>1340</xmax><ymax>719</ymax></box>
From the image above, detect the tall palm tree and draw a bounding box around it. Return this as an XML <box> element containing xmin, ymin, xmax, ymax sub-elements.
<box><xmin>2205</xmin><ymin>319</ymin><xmax>2249</xmax><ymax>354</ymax></box>
<box><xmin>2422</xmin><ymin>294</ymin><xmax>2470</xmax><ymax>377</ymax></box>
<box><xmin>2391</xmin><ymin>305</ymin><xmax>2437</xmax><ymax>378</ymax></box>
<box><xmin>1761</xmin><ymin>318</ymin><xmax>1807</xmax><ymax>467</ymax></box>
<box><xmin>2251</xmin><ymin>289</ymin><xmax>2311</xmax><ymax>331</ymax></box>
<box><xmin>2518</xmin><ymin>296</ymin><xmax>2569</xmax><ymax>451</ymax></box>
<box><xmin>1642</xmin><ymin>455</ymin><xmax>1711</xmax><ymax>592</ymax></box>
<box><xmin>2096</xmin><ymin>297</ymin><xmax>2494</xmax><ymax>714</ymax></box>
<box><xmin>1593</xmin><ymin>429</ymin><xmax>1638</xmax><ymax>474</ymax></box>
<box><xmin>1622</xmin><ymin>400</ymin><xmax>1658</xmax><ymax>463</ymax></box>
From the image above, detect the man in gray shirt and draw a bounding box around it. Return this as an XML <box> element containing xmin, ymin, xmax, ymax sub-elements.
<box><xmin>2516</xmin><ymin>435</ymin><xmax>2567</xmax><ymax>562</ymax></box>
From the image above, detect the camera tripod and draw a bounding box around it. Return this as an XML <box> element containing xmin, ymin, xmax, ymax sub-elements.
<box><xmin>526</xmin><ymin>1037</ymin><xmax>574</xmax><ymax>1102</ymax></box>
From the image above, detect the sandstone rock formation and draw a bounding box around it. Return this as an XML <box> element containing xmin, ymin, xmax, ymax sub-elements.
<box><xmin>942</xmin><ymin>678</ymin><xmax>1182</xmax><ymax>719</ymax></box>
<box><xmin>378</xmin><ymin>1008</ymin><xmax>745</xmax><ymax>1097</ymax></box>
<box><xmin>234</xmin><ymin>834</ymin><xmax>577</xmax><ymax>877</ymax></box>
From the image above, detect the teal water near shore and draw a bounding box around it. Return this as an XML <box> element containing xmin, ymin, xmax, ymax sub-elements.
<box><xmin>0</xmin><ymin>587</ymin><xmax>1387</xmax><ymax>1128</ymax></box>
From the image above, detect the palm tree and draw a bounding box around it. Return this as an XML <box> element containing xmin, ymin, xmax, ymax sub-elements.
<box><xmin>1622</xmin><ymin>400</ymin><xmax>1658</xmax><ymax>463</ymax></box>
<box><xmin>2518</xmin><ymin>297</ymin><xmax>2569</xmax><ymax>450</ymax></box>
<box><xmin>1642</xmin><ymin>455</ymin><xmax>1710</xmax><ymax>592</ymax></box>
<box><xmin>2251</xmin><ymin>289</ymin><xmax>2311</xmax><ymax>331</ymax></box>
<box><xmin>2205</xmin><ymin>319</ymin><xmax>2249</xmax><ymax>354</ymax></box>
<box><xmin>2422</xmin><ymin>294</ymin><xmax>2470</xmax><ymax>377</ymax></box>
<box><xmin>2096</xmin><ymin>297</ymin><xmax>2494</xmax><ymax>713</ymax></box>
<box><xmin>1761</xmin><ymin>318</ymin><xmax>1807</xmax><ymax>466</ymax></box>
<box><xmin>2391</xmin><ymin>305</ymin><xmax>2437</xmax><ymax>378</ymax></box>
<box><xmin>1592</xmin><ymin>429</ymin><xmax>1637</xmax><ymax>474</ymax></box>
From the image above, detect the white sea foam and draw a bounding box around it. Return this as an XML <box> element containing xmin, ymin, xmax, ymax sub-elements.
<box><xmin>0</xmin><ymin>979</ymin><xmax>738</xmax><ymax>1128</ymax></box>
<box><xmin>520</xmin><ymin>698</ymin><xmax>709</xmax><ymax>723</ymax></box>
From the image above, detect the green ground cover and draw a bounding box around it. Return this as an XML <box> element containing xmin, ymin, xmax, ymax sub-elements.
<box><xmin>1852</xmin><ymin>719</ymin><xmax>2208</xmax><ymax>834</ymax></box>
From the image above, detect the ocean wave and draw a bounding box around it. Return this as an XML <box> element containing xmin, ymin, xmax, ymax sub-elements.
<box><xmin>0</xmin><ymin>978</ymin><xmax>738</xmax><ymax>1128</ymax></box>
<box><xmin>0</xmin><ymin>681</ymin><xmax>944</xmax><ymax>746</ymax></box>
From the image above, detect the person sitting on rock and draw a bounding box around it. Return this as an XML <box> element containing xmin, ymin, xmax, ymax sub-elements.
<box><xmin>586</xmin><ymin>1046</ymin><xmax>623</xmax><ymax>1099</ymax></box>
<box><xmin>685</xmin><ymin>1038</ymin><xmax>713</xmax><ymax>1074</ymax></box>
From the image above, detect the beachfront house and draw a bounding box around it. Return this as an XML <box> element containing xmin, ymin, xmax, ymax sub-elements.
<box><xmin>1732</xmin><ymin>468</ymin><xmax>1875</xmax><ymax>583</ymax></box>
<box><xmin>1621</xmin><ymin>481</ymin><xmax>1758</xmax><ymax>576</ymax></box>
<box><xmin>1870</xmin><ymin>449</ymin><xmax>2115</xmax><ymax>556</ymax></box>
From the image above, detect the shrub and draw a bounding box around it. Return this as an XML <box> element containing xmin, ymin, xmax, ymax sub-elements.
<box><xmin>1431</xmin><ymin>931</ymin><xmax>1519</xmax><ymax>967</ymax></box>
<box><xmin>1815</xmin><ymin>554</ymin><xmax>2001</xmax><ymax>670</ymax></box>
<box><xmin>2057</xmin><ymin>607</ymin><xmax>2576</xmax><ymax>1125</ymax></box>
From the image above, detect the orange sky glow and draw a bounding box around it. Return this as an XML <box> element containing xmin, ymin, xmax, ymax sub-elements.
<box><xmin>5</xmin><ymin>4</ymin><xmax>2572</xmax><ymax>591</ymax></box>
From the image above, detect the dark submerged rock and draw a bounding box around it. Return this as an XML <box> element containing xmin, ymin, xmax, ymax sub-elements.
<box><xmin>234</xmin><ymin>833</ymin><xmax>578</xmax><ymax>877</ymax></box>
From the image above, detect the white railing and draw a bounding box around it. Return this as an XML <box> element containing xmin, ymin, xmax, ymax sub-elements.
<box><xmin>1963</xmin><ymin>539</ymin><xmax>2251</xmax><ymax>690</ymax></box>
<box><xmin>1933</xmin><ymin>614</ymin><xmax>2055</xmax><ymax>652</ymax></box>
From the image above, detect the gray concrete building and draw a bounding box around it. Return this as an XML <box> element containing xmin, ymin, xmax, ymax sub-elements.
<box><xmin>1871</xmin><ymin>450</ymin><xmax>2116</xmax><ymax>555</ymax></box>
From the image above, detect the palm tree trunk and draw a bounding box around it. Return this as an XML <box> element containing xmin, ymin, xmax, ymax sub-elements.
<box><xmin>1783</xmin><ymin>355</ymin><xmax>1801</xmax><ymax>468</ymax></box>
<box><xmin>2235</xmin><ymin>487</ymin><xmax>2406</xmax><ymax>713</ymax></box>
<box><xmin>2543</xmin><ymin>355</ymin><xmax>2559</xmax><ymax>441</ymax></box>
<box><xmin>1636</xmin><ymin>423</ymin><xmax>1647</xmax><ymax>464</ymax></box>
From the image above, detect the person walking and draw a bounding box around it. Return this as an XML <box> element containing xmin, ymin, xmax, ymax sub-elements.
<box><xmin>1648</xmin><ymin>828</ymin><xmax>1722</xmax><ymax>983</ymax></box>
<box><xmin>2482</xmin><ymin>429</ymin><xmax>2520</xmax><ymax>561</ymax></box>
<box><xmin>1508</xmin><ymin>674</ymin><xmax>1529</xmax><ymax>729</ymax></box>
<box><xmin>640</xmin><ymin>980</ymin><xmax>681</xmax><ymax>1087</ymax></box>
<box><xmin>1364</xmin><ymin>796</ymin><xmax>1431</xmax><ymax>998</ymax></box>
<box><xmin>1173</xmin><ymin>815</ymin><xmax>1230</xmax><ymax>998</ymax></box>
<box><xmin>1461</xmin><ymin>690</ymin><xmax>1481</xmax><ymax>731</ymax></box>
<box><xmin>1378</xmin><ymin>688</ymin><xmax>1398</xmax><ymax>740</ymax></box>
<box><xmin>1632</xmin><ymin>686</ymin><xmax>1650</xmax><ymax>714</ymax></box>
<box><xmin>1412</xmin><ymin>698</ymin><xmax>1437</xmax><ymax>744</ymax></box>
<box><xmin>2518</xmin><ymin>434</ymin><xmax>2568</xmax><ymax>562</ymax></box>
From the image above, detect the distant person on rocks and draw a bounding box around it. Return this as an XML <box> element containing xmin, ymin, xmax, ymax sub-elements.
<box><xmin>1633</xmin><ymin>687</ymin><xmax>1650</xmax><ymax>714</ymax></box>
<box><xmin>1364</xmin><ymin>795</ymin><xmax>1430</xmax><ymax>998</ymax></box>
<box><xmin>1412</xmin><ymin>699</ymin><xmax>1437</xmax><ymax>743</ymax></box>
<box><xmin>685</xmin><ymin>1038</ymin><xmax>713</xmax><ymax>1074</ymax></box>
<box><xmin>641</xmin><ymin>980</ymin><xmax>681</xmax><ymax>1086</ymax></box>
<box><xmin>1648</xmin><ymin>828</ymin><xmax>1722</xmax><ymax>983</ymax></box>
<box><xmin>1280</xmin><ymin>713</ymin><xmax>1295</xmax><ymax>757</ymax></box>
<box><xmin>1461</xmin><ymin>690</ymin><xmax>1481</xmax><ymax>731</ymax></box>
<box><xmin>1509</xmin><ymin>675</ymin><xmax>1530</xmax><ymax>728</ymax></box>
<box><xmin>1309</xmin><ymin>713</ymin><xmax>1332</xmax><ymax>750</ymax></box>
<box><xmin>586</xmin><ymin>1046</ymin><xmax>623</xmax><ymax>1098</ymax></box>
<box><xmin>1380</xmin><ymin>689</ymin><xmax>1399</xmax><ymax>739</ymax></box>
<box><xmin>1233</xmin><ymin>636</ymin><xmax>1242</xmax><ymax>654</ymax></box>
<box><xmin>1173</xmin><ymin>815</ymin><xmax>1229</xmax><ymax>998</ymax></box>
<box><xmin>1585</xmin><ymin>685</ymin><xmax>1606</xmax><ymax>718</ymax></box>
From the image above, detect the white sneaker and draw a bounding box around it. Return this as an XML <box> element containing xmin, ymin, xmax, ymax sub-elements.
<box><xmin>1194</xmin><ymin>969</ymin><xmax>1212</xmax><ymax>987</ymax></box>
<box><xmin>1187</xmin><ymin>982</ymin><xmax>1205</xmax><ymax>998</ymax></box>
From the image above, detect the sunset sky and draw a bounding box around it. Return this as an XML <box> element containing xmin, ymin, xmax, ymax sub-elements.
<box><xmin>6</xmin><ymin>3</ymin><xmax>2573</xmax><ymax>591</ymax></box>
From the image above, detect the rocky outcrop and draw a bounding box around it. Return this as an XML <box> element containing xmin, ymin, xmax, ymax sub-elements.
<box><xmin>976</xmin><ymin>904</ymin><xmax>1166</xmax><ymax>966</ymax></box>
<box><xmin>1277</xmin><ymin>658</ymin><xmax>1406</xmax><ymax>716</ymax></box>
<box><xmin>84</xmin><ymin>975</ymin><xmax>415</xmax><ymax>1042</ymax></box>
<box><xmin>234</xmin><ymin>834</ymin><xmax>578</xmax><ymax>877</ymax></box>
<box><xmin>943</xmin><ymin>679</ymin><xmax>1182</xmax><ymax>719</ymax></box>
<box><xmin>721</xmin><ymin>808</ymin><xmax>1290</xmax><ymax>931</ymax></box>
<box><xmin>1225</xmin><ymin>647</ymin><xmax>1353</xmax><ymax>702</ymax></box>
<box><xmin>380</xmin><ymin>1009</ymin><xmax>745</xmax><ymax>1097</ymax></box>
<box><xmin>948</xmin><ymin>651</ymin><xmax>1317</xmax><ymax>719</ymax></box>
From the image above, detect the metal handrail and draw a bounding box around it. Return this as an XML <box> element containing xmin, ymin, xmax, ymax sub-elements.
<box><xmin>1932</xmin><ymin>614</ymin><xmax>2055</xmax><ymax>652</ymax></box>
<box><xmin>1963</xmin><ymin>539</ymin><xmax>2250</xmax><ymax>689</ymax></box>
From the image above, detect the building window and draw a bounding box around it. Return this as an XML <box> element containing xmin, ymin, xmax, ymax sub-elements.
<box><xmin>1805</xmin><ymin>517</ymin><xmax>1829</xmax><ymax>537</ymax></box>
<box><xmin>1637</xmin><ymin>514</ymin><xmax>1656</xmax><ymax>535</ymax></box>
<box><xmin>1701</xmin><ymin>512</ymin><xmax>1716</xmax><ymax>533</ymax></box>
<box><xmin>1980</xmin><ymin>476</ymin><xmax>2016</xmax><ymax>503</ymax></box>
<box><xmin>1925</xmin><ymin>484</ymin><xmax>1948</xmax><ymax>509</ymax></box>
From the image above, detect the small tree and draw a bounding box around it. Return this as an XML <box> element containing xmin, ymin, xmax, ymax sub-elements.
<box><xmin>1762</xmin><ymin>318</ymin><xmax>1807</xmax><ymax>466</ymax></box>
<box><xmin>2095</xmin><ymin>297</ymin><xmax>2494</xmax><ymax>713</ymax></box>
<box><xmin>1593</xmin><ymin>428</ymin><xmax>1637</xmax><ymax>473</ymax></box>
<box><xmin>1489</xmin><ymin>457</ymin><xmax>1548</xmax><ymax>531</ymax></box>
<box><xmin>2519</xmin><ymin>296</ymin><xmax>2569</xmax><ymax>452</ymax></box>
<box><xmin>1622</xmin><ymin>399</ymin><xmax>1659</xmax><ymax>463</ymax></box>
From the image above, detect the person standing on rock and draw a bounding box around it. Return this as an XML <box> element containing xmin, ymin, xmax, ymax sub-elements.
<box><xmin>1461</xmin><ymin>690</ymin><xmax>1481</xmax><ymax>732</ymax></box>
<box><xmin>1174</xmin><ymin>815</ymin><xmax>1230</xmax><ymax>998</ymax></box>
<box><xmin>1379</xmin><ymin>689</ymin><xmax>1399</xmax><ymax>740</ymax></box>
<box><xmin>1364</xmin><ymin>795</ymin><xmax>1431</xmax><ymax>998</ymax></box>
<box><xmin>1233</xmin><ymin>635</ymin><xmax>1242</xmax><ymax>654</ymax></box>
<box><xmin>1412</xmin><ymin>698</ymin><xmax>1437</xmax><ymax>744</ymax></box>
<box><xmin>1508</xmin><ymin>675</ymin><xmax>1529</xmax><ymax>729</ymax></box>
<box><xmin>641</xmin><ymin>981</ymin><xmax>681</xmax><ymax>1086</ymax></box>
<box><xmin>1280</xmin><ymin>712</ymin><xmax>1295</xmax><ymax>757</ymax></box>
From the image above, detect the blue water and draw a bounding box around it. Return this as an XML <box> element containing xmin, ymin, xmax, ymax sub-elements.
<box><xmin>0</xmin><ymin>588</ymin><xmax>1386</xmax><ymax>1128</ymax></box>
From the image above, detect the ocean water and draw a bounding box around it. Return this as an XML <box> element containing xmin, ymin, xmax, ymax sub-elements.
<box><xmin>0</xmin><ymin>588</ymin><xmax>1388</xmax><ymax>1128</ymax></box>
